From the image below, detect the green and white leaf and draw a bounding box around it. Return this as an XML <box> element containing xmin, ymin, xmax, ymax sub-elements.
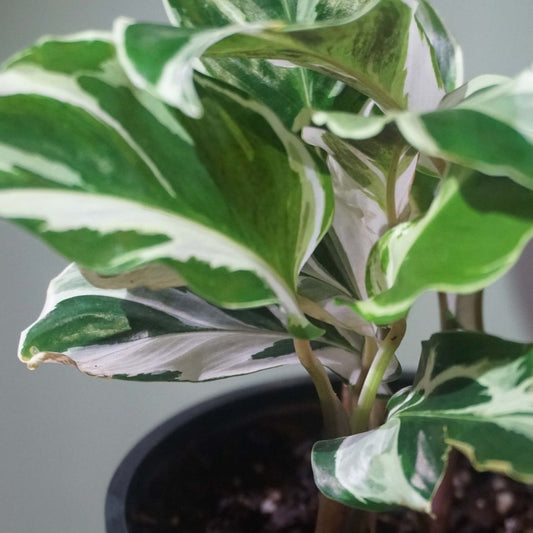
<box><xmin>310</xmin><ymin>73</ymin><xmax>513</xmax><ymax>140</ymax></box>
<box><xmin>313</xmin><ymin>70</ymin><xmax>533</xmax><ymax>190</ymax></box>
<box><xmin>313</xmin><ymin>331</ymin><xmax>533</xmax><ymax>512</ymax></box>
<box><xmin>161</xmin><ymin>0</ymin><xmax>368</xmax><ymax>129</ymax></box>
<box><xmin>414</xmin><ymin>0</ymin><xmax>463</xmax><ymax>92</ymax></box>
<box><xmin>298</xmin><ymin>250</ymin><xmax>401</xmax><ymax>381</ymax></box>
<box><xmin>351</xmin><ymin>167</ymin><xmax>533</xmax><ymax>325</ymax></box>
<box><xmin>0</xmin><ymin>35</ymin><xmax>332</xmax><ymax>338</ymax></box>
<box><xmin>116</xmin><ymin>0</ymin><xmax>460</xmax><ymax>118</ymax></box>
<box><xmin>396</xmin><ymin>68</ymin><xmax>533</xmax><ymax>191</ymax></box>
<box><xmin>437</xmin><ymin>73</ymin><xmax>510</xmax><ymax>110</ymax></box>
<box><xmin>303</xmin><ymin>123</ymin><xmax>418</xmax><ymax>301</ymax></box>
<box><xmin>21</xmin><ymin>264</ymin><xmax>362</xmax><ymax>382</ymax></box>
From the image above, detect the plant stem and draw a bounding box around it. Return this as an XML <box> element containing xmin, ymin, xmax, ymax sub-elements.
<box><xmin>428</xmin><ymin>448</ymin><xmax>460</xmax><ymax>533</ymax></box>
<box><xmin>293</xmin><ymin>339</ymin><xmax>349</xmax><ymax>439</ymax></box>
<box><xmin>369</xmin><ymin>397</ymin><xmax>388</xmax><ymax>430</ymax></box>
<box><xmin>352</xmin><ymin>336</ymin><xmax>378</xmax><ymax>402</ymax></box>
<box><xmin>430</xmin><ymin>292</ymin><xmax>456</xmax><ymax>533</ymax></box>
<box><xmin>350</xmin><ymin>320</ymin><xmax>406</xmax><ymax>434</ymax></box>
<box><xmin>456</xmin><ymin>291</ymin><xmax>484</xmax><ymax>332</ymax></box>
<box><xmin>315</xmin><ymin>495</ymin><xmax>358</xmax><ymax>533</ymax></box>
<box><xmin>293</xmin><ymin>340</ymin><xmax>354</xmax><ymax>533</ymax></box>
<box><xmin>342</xmin><ymin>384</ymin><xmax>354</xmax><ymax>413</ymax></box>
<box><xmin>385</xmin><ymin>146</ymin><xmax>405</xmax><ymax>228</ymax></box>
<box><xmin>437</xmin><ymin>292</ymin><xmax>450</xmax><ymax>331</ymax></box>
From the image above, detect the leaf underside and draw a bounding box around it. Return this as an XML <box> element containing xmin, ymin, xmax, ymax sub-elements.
<box><xmin>20</xmin><ymin>264</ymin><xmax>362</xmax><ymax>382</ymax></box>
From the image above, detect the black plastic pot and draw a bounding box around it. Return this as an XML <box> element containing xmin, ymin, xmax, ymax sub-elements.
<box><xmin>105</xmin><ymin>377</ymin><xmax>414</xmax><ymax>533</ymax></box>
<box><xmin>105</xmin><ymin>378</ymin><xmax>327</xmax><ymax>533</ymax></box>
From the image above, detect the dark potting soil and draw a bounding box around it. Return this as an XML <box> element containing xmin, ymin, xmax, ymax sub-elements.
<box><xmin>126</xmin><ymin>404</ymin><xmax>533</xmax><ymax>533</ymax></box>
<box><xmin>378</xmin><ymin>453</ymin><xmax>533</xmax><ymax>533</ymax></box>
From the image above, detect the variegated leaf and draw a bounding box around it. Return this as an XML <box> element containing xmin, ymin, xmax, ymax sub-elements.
<box><xmin>313</xmin><ymin>331</ymin><xmax>533</xmax><ymax>512</ymax></box>
<box><xmin>414</xmin><ymin>0</ymin><xmax>463</xmax><ymax>92</ymax></box>
<box><xmin>116</xmin><ymin>0</ymin><xmax>460</xmax><ymax>119</ymax></box>
<box><xmin>161</xmin><ymin>0</ymin><xmax>368</xmax><ymax>130</ymax></box>
<box><xmin>21</xmin><ymin>264</ymin><xmax>363</xmax><ymax>382</ymax></box>
<box><xmin>310</xmin><ymin>73</ymin><xmax>512</xmax><ymax>141</ymax></box>
<box><xmin>351</xmin><ymin>167</ymin><xmax>533</xmax><ymax>325</ymax></box>
<box><xmin>0</xmin><ymin>35</ymin><xmax>333</xmax><ymax>338</ymax></box>
<box><xmin>298</xmin><ymin>240</ymin><xmax>402</xmax><ymax>380</ymax></box>
<box><xmin>303</xmin><ymin>123</ymin><xmax>418</xmax><ymax>301</ymax></box>
<box><xmin>299</xmin><ymin>259</ymin><xmax>376</xmax><ymax>339</ymax></box>
<box><xmin>312</xmin><ymin>70</ymin><xmax>533</xmax><ymax>191</ymax></box>
<box><xmin>396</xmin><ymin>69</ymin><xmax>533</xmax><ymax>191</ymax></box>
<box><xmin>437</xmin><ymin>73</ymin><xmax>510</xmax><ymax>110</ymax></box>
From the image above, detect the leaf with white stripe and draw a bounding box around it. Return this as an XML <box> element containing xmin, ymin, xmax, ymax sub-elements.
<box><xmin>20</xmin><ymin>264</ymin><xmax>362</xmax><ymax>382</ymax></box>
<box><xmin>350</xmin><ymin>166</ymin><xmax>533</xmax><ymax>325</ymax></box>
<box><xmin>162</xmin><ymin>0</ymin><xmax>368</xmax><ymax>130</ymax></box>
<box><xmin>312</xmin><ymin>70</ymin><xmax>533</xmax><ymax>191</ymax></box>
<box><xmin>116</xmin><ymin>0</ymin><xmax>459</xmax><ymax>119</ymax></box>
<box><xmin>0</xmin><ymin>35</ymin><xmax>333</xmax><ymax>338</ymax></box>
<box><xmin>313</xmin><ymin>331</ymin><xmax>533</xmax><ymax>512</ymax></box>
<box><xmin>414</xmin><ymin>0</ymin><xmax>463</xmax><ymax>92</ymax></box>
<box><xmin>396</xmin><ymin>69</ymin><xmax>533</xmax><ymax>191</ymax></box>
<box><xmin>303</xmin><ymin>123</ymin><xmax>418</xmax><ymax>302</ymax></box>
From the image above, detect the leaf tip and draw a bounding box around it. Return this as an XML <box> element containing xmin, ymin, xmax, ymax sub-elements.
<box><xmin>22</xmin><ymin>347</ymin><xmax>78</xmax><ymax>371</ymax></box>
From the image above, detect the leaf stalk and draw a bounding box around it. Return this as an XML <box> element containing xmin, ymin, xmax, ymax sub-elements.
<box><xmin>350</xmin><ymin>319</ymin><xmax>406</xmax><ymax>434</ymax></box>
<box><xmin>456</xmin><ymin>291</ymin><xmax>484</xmax><ymax>332</ymax></box>
<box><xmin>293</xmin><ymin>339</ymin><xmax>349</xmax><ymax>438</ymax></box>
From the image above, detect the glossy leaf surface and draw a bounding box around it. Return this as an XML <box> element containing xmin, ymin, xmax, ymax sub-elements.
<box><xmin>162</xmin><ymin>0</ymin><xmax>368</xmax><ymax>129</ymax></box>
<box><xmin>352</xmin><ymin>167</ymin><xmax>533</xmax><ymax>325</ymax></box>
<box><xmin>117</xmin><ymin>0</ymin><xmax>461</xmax><ymax>118</ymax></box>
<box><xmin>313</xmin><ymin>332</ymin><xmax>533</xmax><ymax>512</ymax></box>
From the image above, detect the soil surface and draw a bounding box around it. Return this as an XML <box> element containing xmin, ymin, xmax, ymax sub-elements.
<box><xmin>378</xmin><ymin>453</ymin><xmax>533</xmax><ymax>533</ymax></box>
<box><xmin>126</xmin><ymin>403</ymin><xmax>533</xmax><ymax>533</ymax></box>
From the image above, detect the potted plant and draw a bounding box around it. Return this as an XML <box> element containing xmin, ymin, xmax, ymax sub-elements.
<box><xmin>1</xmin><ymin>0</ymin><xmax>532</xmax><ymax>531</ymax></box>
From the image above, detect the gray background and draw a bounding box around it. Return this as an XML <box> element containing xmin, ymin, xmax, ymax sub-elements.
<box><xmin>0</xmin><ymin>2</ymin><xmax>532</xmax><ymax>532</ymax></box>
